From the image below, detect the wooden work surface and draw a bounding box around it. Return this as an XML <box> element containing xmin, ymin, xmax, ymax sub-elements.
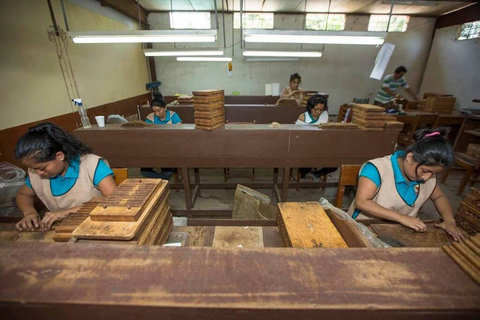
<box><xmin>73</xmin><ymin>124</ymin><xmax>397</xmax><ymax>168</ymax></box>
<box><xmin>140</xmin><ymin>104</ymin><xmax>301</xmax><ymax>124</ymax></box>
<box><xmin>1</xmin><ymin>242</ymin><xmax>479</xmax><ymax>319</ymax></box>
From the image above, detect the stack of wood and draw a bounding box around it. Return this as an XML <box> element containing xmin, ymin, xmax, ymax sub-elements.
<box><xmin>193</xmin><ymin>90</ymin><xmax>225</xmax><ymax>130</ymax></box>
<box><xmin>384</xmin><ymin>121</ymin><xmax>404</xmax><ymax>131</ymax></box>
<box><xmin>72</xmin><ymin>179</ymin><xmax>172</xmax><ymax>245</ymax></box>
<box><xmin>384</xmin><ymin>115</ymin><xmax>397</xmax><ymax>122</ymax></box>
<box><xmin>176</xmin><ymin>95</ymin><xmax>194</xmax><ymax>105</ymax></box>
<box><xmin>318</xmin><ymin>122</ymin><xmax>359</xmax><ymax>130</ymax></box>
<box><xmin>466</xmin><ymin>143</ymin><xmax>480</xmax><ymax>159</ymax></box>
<box><xmin>53</xmin><ymin>198</ymin><xmax>102</xmax><ymax>242</ymax></box>
<box><xmin>443</xmin><ymin>234</ymin><xmax>480</xmax><ymax>284</ymax></box>
<box><xmin>276</xmin><ymin>98</ymin><xmax>298</xmax><ymax>107</ymax></box>
<box><xmin>301</xmin><ymin>92</ymin><xmax>316</xmax><ymax>107</ymax></box>
<box><xmin>455</xmin><ymin>187</ymin><xmax>480</xmax><ymax>235</ymax></box>
<box><xmin>352</xmin><ymin>104</ymin><xmax>386</xmax><ymax>131</ymax></box>
<box><xmin>277</xmin><ymin>202</ymin><xmax>348</xmax><ymax>248</ymax></box>
<box><xmin>425</xmin><ymin>96</ymin><xmax>456</xmax><ymax>114</ymax></box>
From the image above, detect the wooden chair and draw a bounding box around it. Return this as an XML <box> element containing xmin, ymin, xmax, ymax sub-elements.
<box><xmin>335</xmin><ymin>165</ymin><xmax>361</xmax><ymax>209</ymax></box>
<box><xmin>352</xmin><ymin>98</ymin><xmax>369</xmax><ymax>104</ymax></box>
<box><xmin>397</xmin><ymin>114</ymin><xmax>439</xmax><ymax>147</ymax></box>
<box><xmin>112</xmin><ymin>168</ymin><xmax>128</xmax><ymax>185</ymax></box>
<box><xmin>440</xmin><ymin>153</ymin><xmax>480</xmax><ymax>195</ymax></box>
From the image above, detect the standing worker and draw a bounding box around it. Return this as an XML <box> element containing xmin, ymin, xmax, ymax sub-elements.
<box><xmin>374</xmin><ymin>66</ymin><xmax>419</xmax><ymax>106</ymax></box>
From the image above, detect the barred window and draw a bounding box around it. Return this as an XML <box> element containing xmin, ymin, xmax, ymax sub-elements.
<box><xmin>306</xmin><ymin>14</ymin><xmax>345</xmax><ymax>31</ymax></box>
<box><xmin>457</xmin><ymin>21</ymin><xmax>480</xmax><ymax>40</ymax></box>
<box><xmin>170</xmin><ymin>12</ymin><xmax>211</xmax><ymax>29</ymax></box>
<box><xmin>233</xmin><ymin>13</ymin><xmax>274</xmax><ymax>29</ymax></box>
<box><xmin>368</xmin><ymin>15</ymin><xmax>409</xmax><ymax>32</ymax></box>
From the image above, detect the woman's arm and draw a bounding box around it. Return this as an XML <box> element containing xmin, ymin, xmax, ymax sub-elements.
<box><xmin>39</xmin><ymin>176</ymin><xmax>117</xmax><ymax>231</ymax></box>
<box><xmin>355</xmin><ymin>177</ymin><xmax>427</xmax><ymax>231</ymax></box>
<box><xmin>295</xmin><ymin>92</ymin><xmax>303</xmax><ymax>106</ymax></box>
<box><xmin>15</xmin><ymin>185</ymin><xmax>41</xmax><ymax>231</ymax></box>
<box><xmin>430</xmin><ymin>185</ymin><xmax>465</xmax><ymax>241</ymax></box>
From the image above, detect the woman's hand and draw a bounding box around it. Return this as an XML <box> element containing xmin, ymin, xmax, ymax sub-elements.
<box><xmin>397</xmin><ymin>215</ymin><xmax>427</xmax><ymax>232</ymax></box>
<box><xmin>16</xmin><ymin>212</ymin><xmax>41</xmax><ymax>232</ymax></box>
<box><xmin>40</xmin><ymin>211</ymin><xmax>67</xmax><ymax>231</ymax></box>
<box><xmin>435</xmin><ymin>221</ymin><xmax>465</xmax><ymax>242</ymax></box>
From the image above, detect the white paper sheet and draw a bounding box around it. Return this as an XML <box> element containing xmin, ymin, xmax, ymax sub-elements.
<box><xmin>370</xmin><ymin>42</ymin><xmax>395</xmax><ymax>80</ymax></box>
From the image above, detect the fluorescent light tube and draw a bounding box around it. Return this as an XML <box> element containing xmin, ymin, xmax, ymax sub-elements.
<box><xmin>177</xmin><ymin>57</ymin><xmax>232</xmax><ymax>62</ymax></box>
<box><xmin>70</xmin><ymin>30</ymin><xmax>217</xmax><ymax>44</ymax></box>
<box><xmin>244</xmin><ymin>30</ymin><xmax>385</xmax><ymax>45</ymax></box>
<box><xmin>144</xmin><ymin>50</ymin><xmax>224</xmax><ymax>56</ymax></box>
<box><xmin>243</xmin><ymin>51</ymin><xmax>322</xmax><ymax>58</ymax></box>
<box><xmin>245</xmin><ymin>58</ymin><xmax>300</xmax><ymax>61</ymax></box>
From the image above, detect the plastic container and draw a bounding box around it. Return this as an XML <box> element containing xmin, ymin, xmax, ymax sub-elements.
<box><xmin>0</xmin><ymin>162</ymin><xmax>26</xmax><ymax>208</ymax></box>
<box><xmin>73</xmin><ymin>99</ymin><xmax>91</xmax><ymax>129</ymax></box>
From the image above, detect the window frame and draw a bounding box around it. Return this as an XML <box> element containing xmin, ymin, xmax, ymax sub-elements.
<box><xmin>368</xmin><ymin>15</ymin><xmax>410</xmax><ymax>32</ymax></box>
<box><xmin>233</xmin><ymin>12</ymin><xmax>274</xmax><ymax>29</ymax></box>
<box><xmin>457</xmin><ymin>20</ymin><xmax>480</xmax><ymax>40</ymax></box>
<box><xmin>305</xmin><ymin>13</ymin><xmax>346</xmax><ymax>31</ymax></box>
<box><xmin>169</xmin><ymin>12</ymin><xmax>211</xmax><ymax>29</ymax></box>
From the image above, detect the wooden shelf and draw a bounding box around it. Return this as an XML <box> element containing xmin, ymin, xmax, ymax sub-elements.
<box><xmin>464</xmin><ymin>130</ymin><xmax>480</xmax><ymax>138</ymax></box>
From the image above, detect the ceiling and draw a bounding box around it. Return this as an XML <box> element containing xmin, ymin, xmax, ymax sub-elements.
<box><xmin>138</xmin><ymin>0</ymin><xmax>477</xmax><ymax>17</ymax></box>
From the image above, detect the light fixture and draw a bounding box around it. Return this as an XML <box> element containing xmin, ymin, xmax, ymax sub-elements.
<box><xmin>243</xmin><ymin>51</ymin><xmax>322</xmax><ymax>58</ymax></box>
<box><xmin>177</xmin><ymin>57</ymin><xmax>232</xmax><ymax>62</ymax></box>
<box><xmin>144</xmin><ymin>49</ymin><xmax>224</xmax><ymax>56</ymax></box>
<box><xmin>245</xmin><ymin>58</ymin><xmax>300</xmax><ymax>62</ymax></box>
<box><xmin>69</xmin><ymin>30</ymin><xmax>217</xmax><ymax>44</ymax></box>
<box><xmin>244</xmin><ymin>30</ymin><xmax>386</xmax><ymax>45</ymax></box>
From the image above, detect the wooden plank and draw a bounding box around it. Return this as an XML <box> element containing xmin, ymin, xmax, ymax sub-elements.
<box><xmin>212</xmin><ymin>226</ymin><xmax>264</xmax><ymax>248</ymax></box>
<box><xmin>73</xmin><ymin>181</ymin><xmax>169</xmax><ymax>240</ymax></box>
<box><xmin>172</xmin><ymin>226</ymin><xmax>215</xmax><ymax>247</ymax></box>
<box><xmin>370</xmin><ymin>223</ymin><xmax>468</xmax><ymax>247</ymax></box>
<box><xmin>1</xmin><ymin>243</ymin><xmax>480</xmax><ymax>319</ymax></box>
<box><xmin>324</xmin><ymin>208</ymin><xmax>371</xmax><ymax>247</ymax></box>
<box><xmin>277</xmin><ymin>202</ymin><xmax>348</xmax><ymax>248</ymax></box>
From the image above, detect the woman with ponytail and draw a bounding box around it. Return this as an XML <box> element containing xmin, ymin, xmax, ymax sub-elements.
<box><xmin>14</xmin><ymin>122</ymin><xmax>116</xmax><ymax>232</ymax></box>
<box><xmin>349</xmin><ymin>128</ymin><xmax>465</xmax><ymax>241</ymax></box>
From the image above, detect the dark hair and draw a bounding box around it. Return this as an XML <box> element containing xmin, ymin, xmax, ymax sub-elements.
<box><xmin>306</xmin><ymin>94</ymin><xmax>328</xmax><ymax>113</ymax></box>
<box><xmin>289</xmin><ymin>73</ymin><xmax>301</xmax><ymax>83</ymax></box>
<box><xmin>14</xmin><ymin>122</ymin><xmax>91</xmax><ymax>163</ymax></box>
<box><xmin>395</xmin><ymin>66</ymin><xmax>407</xmax><ymax>74</ymax></box>
<box><xmin>403</xmin><ymin>128</ymin><xmax>454</xmax><ymax>169</ymax></box>
<box><xmin>151</xmin><ymin>98</ymin><xmax>166</xmax><ymax>108</ymax></box>
<box><xmin>153</xmin><ymin>92</ymin><xmax>163</xmax><ymax>99</ymax></box>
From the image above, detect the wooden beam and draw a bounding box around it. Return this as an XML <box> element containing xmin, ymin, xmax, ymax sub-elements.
<box><xmin>435</xmin><ymin>3</ymin><xmax>480</xmax><ymax>29</ymax></box>
<box><xmin>99</xmin><ymin>0</ymin><xmax>148</xmax><ymax>27</ymax></box>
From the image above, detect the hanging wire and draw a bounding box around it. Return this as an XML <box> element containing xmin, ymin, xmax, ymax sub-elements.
<box><xmin>214</xmin><ymin>0</ymin><xmax>219</xmax><ymax>30</ymax></box>
<box><xmin>240</xmin><ymin>0</ymin><xmax>243</xmax><ymax>49</ymax></box>
<box><xmin>301</xmin><ymin>0</ymin><xmax>307</xmax><ymax>50</ymax></box>
<box><xmin>386</xmin><ymin>0</ymin><xmax>395</xmax><ymax>32</ymax></box>
<box><xmin>221</xmin><ymin>0</ymin><xmax>227</xmax><ymax>48</ymax></box>
<box><xmin>326</xmin><ymin>0</ymin><xmax>332</xmax><ymax>28</ymax></box>
<box><xmin>60</xmin><ymin>0</ymin><xmax>69</xmax><ymax>31</ymax></box>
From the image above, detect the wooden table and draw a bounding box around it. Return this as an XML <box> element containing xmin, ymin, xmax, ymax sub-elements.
<box><xmin>73</xmin><ymin>124</ymin><xmax>398</xmax><ymax>214</ymax></box>
<box><xmin>1</xmin><ymin>242</ymin><xmax>479</xmax><ymax>319</ymax></box>
<box><xmin>140</xmin><ymin>104</ymin><xmax>303</xmax><ymax>124</ymax></box>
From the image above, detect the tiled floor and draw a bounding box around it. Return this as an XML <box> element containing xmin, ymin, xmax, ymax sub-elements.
<box><xmin>129</xmin><ymin>167</ymin><xmax>468</xmax><ymax>220</ymax></box>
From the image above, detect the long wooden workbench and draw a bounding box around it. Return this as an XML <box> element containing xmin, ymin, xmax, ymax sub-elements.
<box><xmin>0</xmin><ymin>242</ymin><xmax>479</xmax><ymax>319</ymax></box>
<box><xmin>139</xmin><ymin>104</ymin><xmax>303</xmax><ymax>124</ymax></box>
<box><xmin>73</xmin><ymin>124</ymin><xmax>398</xmax><ymax>213</ymax></box>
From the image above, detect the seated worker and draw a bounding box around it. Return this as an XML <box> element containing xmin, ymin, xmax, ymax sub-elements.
<box><xmin>281</xmin><ymin>73</ymin><xmax>304</xmax><ymax>107</ymax></box>
<box><xmin>374</xmin><ymin>65</ymin><xmax>419</xmax><ymax>106</ymax></box>
<box><xmin>142</xmin><ymin>97</ymin><xmax>182</xmax><ymax>179</ymax></box>
<box><xmin>349</xmin><ymin>128</ymin><xmax>465</xmax><ymax>242</ymax></box>
<box><xmin>145</xmin><ymin>97</ymin><xmax>182</xmax><ymax>124</ymax></box>
<box><xmin>15</xmin><ymin>122</ymin><xmax>116</xmax><ymax>232</ymax></box>
<box><xmin>296</xmin><ymin>95</ymin><xmax>337</xmax><ymax>180</ymax></box>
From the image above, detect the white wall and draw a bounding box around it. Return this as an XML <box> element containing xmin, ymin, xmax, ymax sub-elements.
<box><xmin>148</xmin><ymin>13</ymin><xmax>436</xmax><ymax>114</ymax></box>
<box><xmin>0</xmin><ymin>0</ymin><xmax>149</xmax><ymax>130</ymax></box>
<box><xmin>420</xmin><ymin>25</ymin><xmax>480</xmax><ymax>110</ymax></box>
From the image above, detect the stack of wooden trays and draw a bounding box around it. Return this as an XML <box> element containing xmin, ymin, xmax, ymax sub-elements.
<box><xmin>72</xmin><ymin>179</ymin><xmax>172</xmax><ymax>245</ymax></box>
<box><xmin>53</xmin><ymin>198</ymin><xmax>101</xmax><ymax>242</ymax></box>
<box><xmin>425</xmin><ymin>96</ymin><xmax>456</xmax><ymax>114</ymax></box>
<box><xmin>300</xmin><ymin>93</ymin><xmax>316</xmax><ymax>107</ymax></box>
<box><xmin>277</xmin><ymin>202</ymin><xmax>348</xmax><ymax>248</ymax></box>
<box><xmin>384</xmin><ymin>121</ymin><xmax>404</xmax><ymax>131</ymax></box>
<box><xmin>193</xmin><ymin>89</ymin><xmax>225</xmax><ymax>130</ymax></box>
<box><xmin>352</xmin><ymin>104</ymin><xmax>386</xmax><ymax>131</ymax></box>
<box><xmin>466</xmin><ymin>143</ymin><xmax>480</xmax><ymax>159</ymax></box>
<box><xmin>276</xmin><ymin>98</ymin><xmax>298</xmax><ymax>107</ymax></box>
<box><xmin>455</xmin><ymin>187</ymin><xmax>480</xmax><ymax>235</ymax></box>
<box><xmin>176</xmin><ymin>95</ymin><xmax>193</xmax><ymax>105</ymax></box>
<box><xmin>384</xmin><ymin>114</ymin><xmax>397</xmax><ymax>122</ymax></box>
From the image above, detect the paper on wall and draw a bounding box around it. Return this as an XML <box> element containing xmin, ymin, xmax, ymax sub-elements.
<box><xmin>265</xmin><ymin>83</ymin><xmax>272</xmax><ymax>95</ymax></box>
<box><xmin>370</xmin><ymin>42</ymin><xmax>395</xmax><ymax>80</ymax></box>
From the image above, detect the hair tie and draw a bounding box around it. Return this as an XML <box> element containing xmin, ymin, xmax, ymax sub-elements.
<box><xmin>425</xmin><ymin>132</ymin><xmax>441</xmax><ymax>138</ymax></box>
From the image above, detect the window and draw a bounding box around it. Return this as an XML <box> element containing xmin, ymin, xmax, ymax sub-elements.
<box><xmin>233</xmin><ymin>13</ymin><xmax>274</xmax><ymax>29</ymax></box>
<box><xmin>457</xmin><ymin>21</ymin><xmax>480</xmax><ymax>40</ymax></box>
<box><xmin>305</xmin><ymin>14</ymin><xmax>346</xmax><ymax>31</ymax></box>
<box><xmin>170</xmin><ymin>12</ymin><xmax>211</xmax><ymax>29</ymax></box>
<box><xmin>368</xmin><ymin>15</ymin><xmax>409</xmax><ymax>32</ymax></box>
